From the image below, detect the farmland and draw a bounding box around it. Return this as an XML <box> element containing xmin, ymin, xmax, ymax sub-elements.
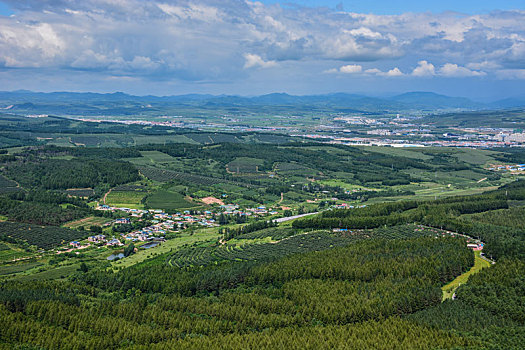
<box><xmin>105</xmin><ymin>190</ymin><xmax>147</xmax><ymax>209</ymax></box>
<box><xmin>167</xmin><ymin>224</ymin><xmax>455</xmax><ymax>268</ymax></box>
<box><xmin>226</xmin><ymin>157</ymin><xmax>264</xmax><ymax>173</ymax></box>
<box><xmin>65</xmin><ymin>188</ymin><xmax>94</xmax><ymax>198</ymax></box>
<box><xmin>63</xmin><ymin>216</ymin><xmax>112</xmax><ymax>229</ymax></box>
<box><xmin>0</xmin><ymin>262</ymin><xmax>43</xmax><ymax>276</ymax></box>
<box><xmin>0</xmin><ymin>222</ymin><xmax>85</xmax><ymax>249</ymax></box>
<box><xmin>0</xmin><ymin>174</ymin><xmax>19</xmax><ymax>194</ymax></box>
<box><xmin>0</xmin><ymin>244</ymin><xmax>31</xmax><ymax>263</ymax></box>
<box><xmin>0</xmin><ymin>120</ymin><xmax>524</xmax><ymax>348</ymax></box>
<box><xmin>139</xmin><ymin>166</ymin><xmax>225</xmax><ymax>185</ymax></box>
<box><xmin>146</xmin><ymin>188</ymin><xmax>200</xmax><ymax>211</ymax></box>
<box><xmin>111</xmin><ymin>229</ymin><xmax>221</xmax><ymax>268</ymax></box>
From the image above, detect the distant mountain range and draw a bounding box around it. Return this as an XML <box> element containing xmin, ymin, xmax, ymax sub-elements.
<box><xmin>0</xmin><ymin>90</ymin><xmax>524</xmax><ymax>115</ymax></box>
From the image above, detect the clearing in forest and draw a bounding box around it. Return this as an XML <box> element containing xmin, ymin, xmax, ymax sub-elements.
<box><xmin>441</xmin><ymin>250</ymin><xmax>492</xmax><ymax>301</ymax></box>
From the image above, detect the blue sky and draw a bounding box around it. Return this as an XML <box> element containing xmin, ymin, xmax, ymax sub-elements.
<box><xmin>3</xmin><ymin>1</ymin><xmax>522</xmax><ymax>16</ymax></box>
<box><xmin>0</xmin><ymin>0</ymin><xmax>524</xmax><ymax>99</ymax></box>
<box><xmin>0</xmin><ymin>2</ymin><xmax>12</xmax><ymax>16</ymax></box>
<box><xmin>260</xmin><ymin>0</ymin><xmax>525</xmax><ymax>15</ymax></box>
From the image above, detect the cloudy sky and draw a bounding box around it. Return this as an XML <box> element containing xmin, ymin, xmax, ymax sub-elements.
<box><xmin>0</xmin><ymin>0</ymin><xmax>524</xmax><ymax>99</ymax></box>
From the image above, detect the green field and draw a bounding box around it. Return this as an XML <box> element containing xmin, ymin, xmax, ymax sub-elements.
<box><xmin>452</xmin><ymin>148</ymin><xmax>501</xmax><ymax>165</ymax></box>
<box><xmin>0</xmin><ymin>246</ymin><xmax>31</xmax><ymax>263</ymax></box>
<box><xmin>442</xmin><ymin>250</ymin><xmax>492</xmax><ymax>300</ymax></box>
<box><xmin>0</xmin><ymin>261</ymin><xmax>43</xmax><ymax>276</ymax></box>
<box><xmin>140</xmin><ymin>150</ymin><xmax>178</xmax><ymax>163</ymax></box>
<box><xmin>146</xmin><ymin>189</ymin><xmax>200</xmax><ymax>211</ymax></box>
<box><xmin>105</xmin><ymin>190</ymin><xmax>146</xmax><ymax>209</ymax></box>
<box><xmin>63</xmin><ymin>216</ymin><xmax>112</xmax><ymax>229</ymax></box>
<box><xmin>112</xmin><ymin>229</ymin><xmax>220</xmax><ymax>268</ymax></box>
<box><xmin>363</xmin><ymin>146</ymin><xmax>433</xmax><ymax>160</ymax></box>
<box><xmin>14</xmin><ymin>263</ymin><xmax>80</xmax><ymax>282</ymax></box>
<box><xmin>226</xmin><ymin>157</ymin><xmax>264</xmax><ymax>173</ymax></box>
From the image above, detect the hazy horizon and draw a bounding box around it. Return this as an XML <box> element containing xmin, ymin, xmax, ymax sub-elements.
<box><xmin>1</xmin><ymin>88</ymin><xmax>523</xmax><ymax>104</ymax></box>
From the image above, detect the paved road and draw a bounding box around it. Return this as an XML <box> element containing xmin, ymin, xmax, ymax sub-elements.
<box><xmin>273</xmin><ymin>212</ymin><xmax>318</xmax><ymax>223</ymax></box>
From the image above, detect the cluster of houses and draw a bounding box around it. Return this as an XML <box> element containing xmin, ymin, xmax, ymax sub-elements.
<box><xmin>68</xmin><ymin>204</ymin><xmax>285</xmax><ymax>252</ymax></box>
<box><xmin>97</xmin><ymin>205</ymin><xmax>149</xmax><ymax>217</ymax></box>
<box><xmin>67</xmin><ymin>238</ymin><xmax>119</xmax><ymax>251</ymax></box>
<box><xmin>332</xmin><ymin>203</ymin><xmax>367</xmax><ymax>210</ymax></box>
<box><xmin>122</xmin><ymin>221</ymin><xmax>169</xmax><ymax>242</ymax></box>
<box><xmin>97</xmin><ymin>203</ymin><xmax>278</xmax><ymax>223</ymax></box>
<box><xmin>221</xmin><ymin>204</ymin><xmax>279</xmax><ymax>216</ymax></box>
<box><xmin>64</xmin><ymin>203</ymin><xmax>289</xmax><ymax>256</ymax></box>
<box><xmin>467</xmin><ymin>242</ymin><xmax>484</xmax><ymax>251</ymax></box>
<box><xmin>488</xmin><ymin>164</ymin><xmax>525</xmax><ymax>172</ymax></box>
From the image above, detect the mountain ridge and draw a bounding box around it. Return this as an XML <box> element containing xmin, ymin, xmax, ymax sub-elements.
<box><xmin>0</xmin><ymin>90</ymin><xmax>524</xmax><ymax>113</ymax></box>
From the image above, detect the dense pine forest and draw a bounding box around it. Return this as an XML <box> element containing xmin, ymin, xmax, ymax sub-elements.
<box><xmin>0</xmin><ymin>140</ymin><xmax>524</xmax><ymax>349</ymax></box>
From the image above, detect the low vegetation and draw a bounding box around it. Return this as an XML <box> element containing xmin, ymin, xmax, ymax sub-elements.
<box><xmin>0</xmin><ymin>134</ymin><xmax>523</xmax><ymax>349</ymax></box>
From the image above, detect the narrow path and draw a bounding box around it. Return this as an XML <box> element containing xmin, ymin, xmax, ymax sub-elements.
<box><xmin>103</xmin><ymin>188</ymin><xmax>112</xmax><ymax>205</ymax></box>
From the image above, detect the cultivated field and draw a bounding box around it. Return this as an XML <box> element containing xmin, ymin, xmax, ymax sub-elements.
<box><xmin>146</xmin><ymin>189</ymin><xmax>200</xmax><ymax>211</ymax></box>
<box><xmin>63</xmin><ymin>216</ymin><xmax>112</xmax><ymax>229</ymax></box>
<box><xmin>105</xmin><ymin>190</ymin><xmax>146</xmax><ymax>209</ymax></box>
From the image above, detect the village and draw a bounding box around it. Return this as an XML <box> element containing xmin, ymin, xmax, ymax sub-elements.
<box><xmin>488</xmin><ymin>163</ymin><xmax>525</xmax><ymax>173</ymax></box>
<box><xmin>62</xmin><ymin>202</ymin><xmax>284</xmax><ymax>259</ymax></box>
<box><xmin>60</xmin><ymin>198</ymin><xmax>371</xmax><ymax>260</ymax></box>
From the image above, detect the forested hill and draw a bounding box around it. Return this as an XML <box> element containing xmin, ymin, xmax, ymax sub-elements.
<box><xmin>0</xmin><ymin>140</ymin><xmax>524</xmax><ymax>348</ymax></box>
<box><xmin>294</xmin><ymin>180</ymin><xmax>525</xmax><ymax>260</ymax></box>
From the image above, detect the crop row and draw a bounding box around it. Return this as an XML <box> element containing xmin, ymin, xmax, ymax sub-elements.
<box><xmin>111</xmin><ymin>184</ymin><xmax>148</xmax><ymax>192</ymax></box>
<box><xmin>169</xmin><ymin>224</ymin><xmax>454</xmax><ymax>269</ymax></box>
<box><xmin>370</xmin><ymin>224</ymin><xmax>455</xmax><ymax>240</ymax></box>
<box><xmin>0</xmin><ymin>174</ymin><xmax>19</xmax><ymax>194</ymax></box>
<box><xmin>0</xmin><ymin>222</ymin><xmax>85</xmax><ymax>249</ymax></box>
<box><xmin>139</xmin><ymin>166</ymin><xmax>257</xmax><ymax>188</ymax></box>
<box><xmin>235</xmin><ymin>227</ymin><xmax>299</xmax><ymax>240</ymax></box>
<box><xmin>168</xmin><ymin>230</ymin><xmax>356</xmax><ymax>268</ymax></box>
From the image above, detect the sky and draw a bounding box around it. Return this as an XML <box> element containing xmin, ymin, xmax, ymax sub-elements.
<box><xmin>0</xmin><ymin>0</ymin><xmax>524</xmax><ymax>99</ymax></box>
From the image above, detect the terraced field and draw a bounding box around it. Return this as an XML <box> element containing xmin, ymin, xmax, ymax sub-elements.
<box><xmin>167</xmin><ymin>224</ymin><xmax>457</xmax><ymax>268</ymax></box>
<box><xmin>167</xmin><ymin>230</ymin><xmax>348</xmax><ymax>268</ymax></box>
<box><xmin>234</xmin><ymin>227</ymin><xmax>299</xmax><ymax>240</ymax></box>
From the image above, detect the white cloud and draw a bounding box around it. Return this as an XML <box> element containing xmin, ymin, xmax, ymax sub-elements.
<box><xmin>412</xmin><ymin>60</ymin><xmax>435</xmax><ymax>76</ymax></box>
<box><xmin>383</xmin><ymin>67</ymin><xmax>404</xmax><ymax>76</ymax></box>
<box><xmin>346</xmin><ymin>27</ymin><xmax>383</xmax><ymax>39</ymax></box>
<box><xmin>339</xmin><ymin>64</ymin><xmax>362</xmax><ymax>74</ymax></box>
<box><xmin>364</xmin><ymin>67</ymin><xmax>404</xmax><ymax>76</ymax></box>
<box><xmin>0</xmin><ymin>1</ymin><xmax>524</xmax><ymax>88</ymax></box>
<box><xmin>243</xmin><ymin>53</ymin><xmax>277</xmax><ymax>69</ymax></box>
<box><xmin>467</xmin><ymin>61</ymin><xmax>501</xmax><ymax>70</ymax></box>
<box><xmin>439</xmin><ymin>63</ymin><xmax>486</xmax><ymax>77</ymax></box>
<box><xmin>496</xmin><ymin>69</ymin><xmax>525</xmax><ymax>80</ymax></box>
